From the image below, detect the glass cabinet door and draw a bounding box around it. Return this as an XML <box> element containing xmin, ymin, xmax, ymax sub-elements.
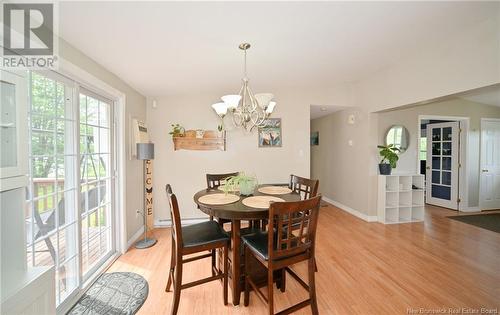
<box><xmin>0</xmin><ymin>70</ymin><xmax>28</xmax><ymax>182</ymax></box>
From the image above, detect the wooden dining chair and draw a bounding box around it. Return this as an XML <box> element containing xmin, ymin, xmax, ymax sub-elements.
<box><xmin>242</xmin><ymin>196</ymin><xmax>321</xmax><ymax>315</ymax></box>
<box><xmin>289</xmin><ymin>174</ymin><xmax>319</xmax><ymax>273</ymax></box>
<box><xmin>165</xmin><ymin>184</ymin><xmax>230</xmax><ymax>315</ymax></box>
<box><xmin>289</xmin><ymin>174</ymin><xmax>319</xmax><ymax>200</ymax></box>
<box><xmin>206</xmin><ymin>172</ymin><xmax>239</xmax><ymax>222</ymax></box>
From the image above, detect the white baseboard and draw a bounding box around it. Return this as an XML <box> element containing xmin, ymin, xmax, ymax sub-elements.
<box><xmin>154</xmin><ymin>217</ymin><xmax>209</xmax><ymax>228</ymax></box>
<box><xmin>460</xmin><ymin>206</ymin><xmax>481</xmax><ymax>213</ymax></box>
<box><xmin>322</xmin><ymin>197</ymin><xmax>378</xmax><ymax>222</ymax></box>
<box><xmin>126</xmin><ymin>227</ymin><xmax>144</xmax><ymax>250</ymax></box>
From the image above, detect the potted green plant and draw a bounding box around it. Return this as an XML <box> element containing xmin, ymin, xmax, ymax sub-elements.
<box><xmin>377</xmin><ymin>144</ymin><xmax>400</xmax><ymax>175</ymax></box>
<box><xmin>223</xmin><ymin>172</ymin><xmax>257</xmax><ymax>196</ymax></box>
<box><xmin>169</xmin><ymin>124</ymin><xmax>185</xmax><ymax>137</ymax></box>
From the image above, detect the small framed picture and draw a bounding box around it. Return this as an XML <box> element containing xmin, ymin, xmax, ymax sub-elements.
<box><xmin>310</xmin><ymin>131</ymin><xmax>319</xmax><ymax>146</ymax></box>
<box><xmin>258</xmin><ymin>118</ymin><xmax>282</xmax><ymax>147</ymax></box>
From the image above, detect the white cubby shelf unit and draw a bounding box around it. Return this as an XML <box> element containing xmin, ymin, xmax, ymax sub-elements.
<box><xmin>377</xmin><ymin>174</ymin><xmax>425</xmax><ymax>224</ymax></box>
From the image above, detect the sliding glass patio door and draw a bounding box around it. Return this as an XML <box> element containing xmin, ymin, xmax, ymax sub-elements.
<box><xmin>79</xmin><ymin>90</ymin><xmax>115</xmax><ymax>281</ymax></box>
<box><xmin>25</xmin><ymin>71</ymin><xmax>116</xmax><ymax>307</ymax></box>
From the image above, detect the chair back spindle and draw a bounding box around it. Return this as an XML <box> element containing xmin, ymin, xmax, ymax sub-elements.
<box><xmin>206</xmin><ymin>172</ymin><xmax>239</xmax><ymax>189</ymax></box>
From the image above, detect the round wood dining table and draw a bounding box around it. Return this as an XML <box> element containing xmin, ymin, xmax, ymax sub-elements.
<box><xmin>193</xmin><ymin>185</ymin><xmax>301</xmax><ymax>305</ymax></box>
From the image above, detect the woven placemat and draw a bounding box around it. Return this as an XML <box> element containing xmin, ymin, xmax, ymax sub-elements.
<box><xmin>242</xmin><ymin>196</ymin><xmax>285</xmax><ymax>209</ymax></box>
<box><xmin>258</xmin><ymin>186</ymin><xmax>292</xmax><ymax>195</ymax></box>
<box><xmin>198</xmin><ymin>193</ymin><xmax>240</xmax><ymax>205</ymax></box>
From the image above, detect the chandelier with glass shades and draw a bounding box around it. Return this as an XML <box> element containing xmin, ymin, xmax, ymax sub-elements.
<box><xmin>211</xmin><ymin>43</ymin><xmax>276</xmax><ymax>132</ymax></box>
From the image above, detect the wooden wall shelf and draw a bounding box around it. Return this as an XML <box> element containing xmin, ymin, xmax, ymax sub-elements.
<box><xmin>173</xmin><ymin>130</ymin><xmax>226</xmax><ymax>151</ymax></box>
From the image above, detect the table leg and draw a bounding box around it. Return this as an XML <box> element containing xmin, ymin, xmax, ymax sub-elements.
<box><xmin>231</xmin><ymin>219</ymin><xmax>241</xmax><ymax>306</ymax></box>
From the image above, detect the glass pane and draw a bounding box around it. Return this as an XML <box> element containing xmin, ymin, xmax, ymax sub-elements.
<box><xmin>31</xmin><ymin>129</ymin><xmax>55</xmax><ymax>156</ymax></box>
<box><xmin>442</xmin><ymin>171</ymin><xmax>451</xmax><ymax>186</ymax></box>
<box><xmin>33</xmin><ymin>236</ymin><xmax>57</xmax><ymax>267</ymax></box>
<box><xmin>443</xmin><ymin>127</ymin><xmax>452</xmax><ymax>141</ymax></box>
<box><xmin>442</xmin><ymin>157</ymin><xmax>452</xmax><ymax>170</ymax></box>
<box><xmin>99</xmin><ymin>154</ymin><xmax>110</xmax><ymax>178</ymax></box>
<box><xmin>97</xmin><ymin>128</ymin><xmax>110</xmax><ymax>153</ymax></box>
<box><xmin>82</xmin><ymin>236</ymin><xmax>89</xmax><ymax>274</ymax></box>
<box><xmin>26</xmin><ymin>245</ymin><xmax>34</xmax><ymax>267</ymax></box>
<box><xmin>56</xmin><ymin>120</ymin><xmax>75</xmax><ymax>155</ymax></box>
<box><xmin>87</xmin><ymin>182</ymin><xmax>102</xmax><ymax>212</ymax></box>
<box><xmin>33</xmin><ymin>177</ymin><xmax>52</xmax><ymax>202</ymax></box>
<box><xmin>432</xmin><ymin>157</ymin><xmax>440</xmax><ymax>170</ymax></box>
<box><xmin>442</xmin><ymin>142</ymin><xmax>452</xmax><ymax>156</ymax></box>
<box><xmin>1</xmin><ymin>80</ymin><xmax>17</xmax><ymax>168</ymax></box>
<box><xmin>88</xmin><ymin>210</ymin><xmax>100</xmax><ymax>237</ymax></box>
<box><xmin>33</xmin><ymin>195</ymin><xmax>57</xmax><ymax>240</ymax></box>
<box><xmin>99</xmin><ymin>179</ymin><xmax>110</xmax><ymax>205</ymax></box>
<box><xmin>80</xmin><ymin>184</ymin><xmax>89</xmax><ymax>214</ymax></box>
<box><xmin>87</xmin><ymin>97</ymin><xmax>99</xmax><ymax>125</ymax></box>
<box><xmin>85</xmin><ymin>232</ymin><xmax>100</xmax><ymax>273</ymax></box>
<box><xmin>80</xmin><ymin>123</ymin><xmax>97</xmax><ymax>139</ymax></box>
<box><xmin>55</xmin><ymin>83</ymin><xmax>65</xmax><ymax>119</ymax></box>
<box><xmin>432</xmin><ymin>143</ymin><xmax>441</xmax><ymax>156</ymax></box>
<box><xmin>55</xmin><ymin>156</ymin><xmax>65</xmax><ymax>179</ymax></box>
<box><xmin>31</xmin><ymin>73</ymin><xmax>56</xmax><ymax>115</ymax></box>
<box><xmin>58</xmin><ymin>256</ymin><xmax>78</xmax><ymax>302</ymax></box>
<box><xmin>86</xmin><ymin>155</ymin><xmax>100</xmax><ymax>182</ymax></box>
<box><xmin>432</xmin><ymin>128</ymin><xmax>441</xmax><ymax>141</ymax></box>
<box><xmin>0</xmin><ymin>123</ymin><xmax>17</xmax><ymax>168</ymax></box>
<box><xmin>99</xmin><ymin>101</ymin><xmax>110</xmax><ymax>127</ymax></box>
<box><xmin>57</xmin><ymin>189</ymin><xmax>77</xmax><ymax>226</ymax></box>
<box><xmin>98</xmin><ymin>206</ymin><xmax>107</xmax><ymax>229</ymax></box>
<box><xmin>100</xmin><ymin>228</ymin><xmax>111</xmax><ymax>256</ymax></box>
<box><xmin>79</xmin><ymin>131</ymin><xmax>97</xmax><ymax>154</ymax></box>
<box><xmin>58</xmin><ymin>223</ymin><xmax>77</xmax><ymax>264</ymax></box>
<box><xmin>79</xmin><ymin>95</ymin><xmax>87</xmax><ymax>124</ymax></box>
<box><xmin>431</xmin><ymin>185</ymin><xmax>451</xmax><ymax>200</ymax></box>
<box><xmin>432</xmin><ymin>171</ymin><xmax>440</xmax><ymax>184</ymax></box>
<box><xmin>80</xmin><ymin>134</ymin><xmax>87</xmax><ymax>155</ymax></box>
<box><xmin>32</xmin><ymin>156</ymin><xmax>55</xmax><ymax>183</ymax></box>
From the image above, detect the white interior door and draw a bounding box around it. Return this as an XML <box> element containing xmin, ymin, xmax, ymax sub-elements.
<box><xmin>426</xmin><ymin>122</ymin><xmax>460</xmax><ymax>209</ymax></box>
<box><xmin>480</xmin><ymin>119</ymin><xmax>500</xmax><ymax>210</ymax></box>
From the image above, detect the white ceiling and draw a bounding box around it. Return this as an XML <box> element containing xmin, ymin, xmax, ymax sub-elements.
<box><xmin>59</xmin><ymin>1</ymin><xmax>499</xmax><ymax>98</ymax></box>
<box><xmin>460</xmin><ymin>86</ymin><xmax>500</xmax><ymax>108</ymax></box>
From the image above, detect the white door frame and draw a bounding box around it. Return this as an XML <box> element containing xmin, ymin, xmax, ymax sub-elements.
<box><xmin>417</xmin><ymin>115</ymin><xmax>470</xmax><ymax>211</ymax></box>
<box><xmin>58</xmin><ymin>57</ymin><xmax>127</xmax><ymax>254</ymax></box>
<box><xmin>479</xmin><ymin>118</ymin><xmax>500</xmax><ymax>211</ymax></box>
<box><xmin>54</xmin><ymin>58</ymin><xmax>127</xmax><ymax>315</ymax></box>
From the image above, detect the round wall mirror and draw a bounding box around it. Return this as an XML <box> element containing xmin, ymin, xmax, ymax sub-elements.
<box><xmin>385</xmin><ymin>125</ymin><xmax>410</xmax><ymax>154</ymax></box>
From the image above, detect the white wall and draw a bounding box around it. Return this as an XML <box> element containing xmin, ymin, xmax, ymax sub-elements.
<box><xmin>147</xmin><ymin>89</ymin><xmax>312</xmax><ymax>222</ymax></box>
<box><xmin>377</xmin><ymin>99</ymin><xmax>500</xmax><ymax>208</ymax></box>
<box><xmin>311</xmin><ymin>109</ymin><xmax>379</xmax><ymax>217</ymax></box>
<box><xmin>59</xmin><ymin>39</ymin><xmax>147</xmax><ymax>240</ymax></box>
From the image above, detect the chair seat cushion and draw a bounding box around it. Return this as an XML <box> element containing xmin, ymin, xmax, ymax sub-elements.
<box><xmin>241</xmin><ymin>231</ymin><xmax>274</xmax><ymax>261</ymax></box>
<box><xmin>242</xmin><ymin>230</ymin><xmax>301</xmax><ymax>261</ymax></box>
<box><xmin>182</xmin><ymin>221</ymin><xmax>229</xmax><ymax>248</ymax></box>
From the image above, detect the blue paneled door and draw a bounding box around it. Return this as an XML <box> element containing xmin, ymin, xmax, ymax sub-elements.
<box><xmin>426</xmin><ymin>122</ymin><xmax>460</xmax><ymax>210</ymax></box>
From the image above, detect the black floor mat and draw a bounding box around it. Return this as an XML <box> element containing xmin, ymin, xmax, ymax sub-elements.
<box><xmin>448</xmin><ymin>213</ymin><xmax>500</xmax><ymax>233</ymax></box>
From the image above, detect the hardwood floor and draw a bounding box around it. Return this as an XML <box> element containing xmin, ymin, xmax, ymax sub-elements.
<box><xmin>108</xmin><ymin>204</ymin><xmax>500</xmax><ymax>314</ymax></box>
